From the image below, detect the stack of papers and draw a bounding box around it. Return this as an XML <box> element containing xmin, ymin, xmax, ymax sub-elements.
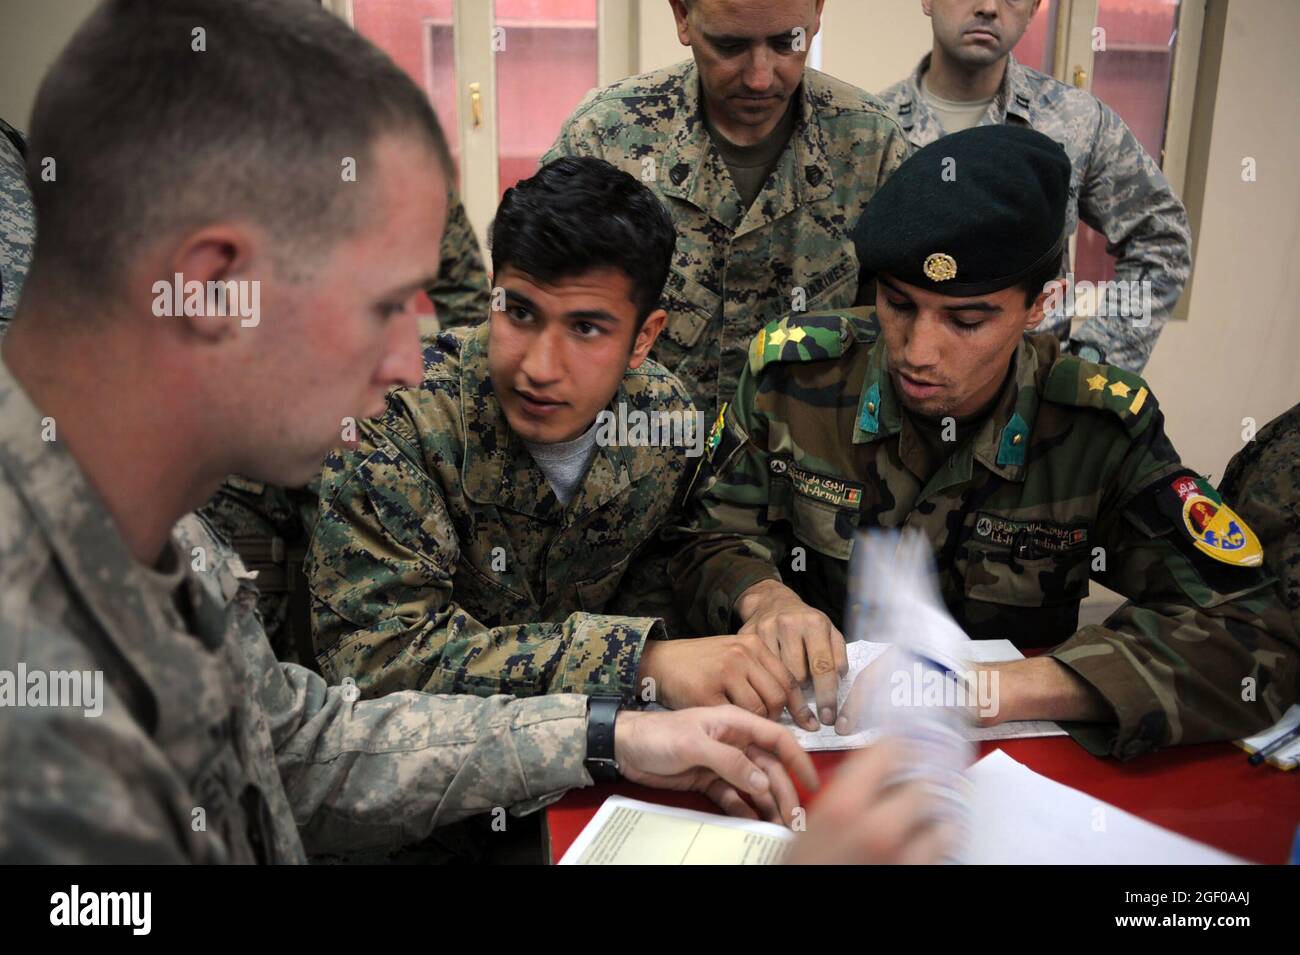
<box><xmin>559</xmin><ymin>750</ymin><xmax>1243</xmax><ymax>865</ymax></box>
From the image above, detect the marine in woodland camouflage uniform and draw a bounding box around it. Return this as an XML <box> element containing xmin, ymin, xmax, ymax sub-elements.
<box><xmin>1220</xmin><ymin>402</ymin><xmax>1300</xmax><ymax>639</ymax></box>
<box><xmin>542</xmin><ymin>59</ymin><xmax>908</xmax><ymax>423</ymax></box>
<box><xmin>307</xmin><ymin>322</ymin><xmax>696</xmax><ymax>701</ymax></box>
<box><xmin>198</xmin><ymin>189</ymin><xmax>489</xmax><ymax>666</ymax></box>
<box><xmin>877</xmin><ymin>53</ymin><xmax>1192</xmax><ymax>373</ymax></box>
<box><xmin>671</xmin><ymin>126</ymin><xmax>1296</xmax><ymax>759</ymax></box>
<box><xmin>0</xmin><ymin>359</ymin><xmax>593</xmax><ymax>862</ymax></box>
<box><xmin>0</xmin><ymin>119</ymin><xmax>35</xmax><ymax>334</ymax></box>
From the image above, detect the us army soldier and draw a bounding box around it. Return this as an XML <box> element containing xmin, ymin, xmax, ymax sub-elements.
<box><xmin>541</xmin><ymin>0</ymin><xmax>908</xmax><ymax>423</ymax></box>
<box><xmin>671</xmin><ymin>126</ymin><xmax>1297</xmax><ymax>757</ymax></box>
<box><xmin>0</xmin><ymin>0</ymin><xmax>916</xmax><ymax>863</ymax></box>
<box><xmin>875</xmin><ymin>0</ymin><xmax>1192</xmax><ymax>373</ymax></box>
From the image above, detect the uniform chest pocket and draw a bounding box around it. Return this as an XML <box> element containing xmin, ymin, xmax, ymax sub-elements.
<box><xmin>574</xmin><ymin>552</ymin><xmax>634</xmax><ymax>612</ymax></box>
<box><xmin>963</xmin><ymin>542</ymin><xmax>1090</xmax><ymax>608</ymax></box>
<box><xmin>659</xmin><ymin>267</ymin><xmax>718</xmax><ymax>352</ymax></box>
<box><xmin>767</xmin><ymin>462</ymin><xmax>860</xmax><ymax>562</ymax></box>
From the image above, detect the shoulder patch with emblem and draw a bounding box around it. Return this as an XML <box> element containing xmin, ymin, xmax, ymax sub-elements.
<box><xmin>1156</xmin><ymin>473</ymin><xmax>1263</xmax><ymax>567</ymax></box>
<box><xmin>747</xmin><ymin>309</ymin><xmax>876</xmax><ymax>375</ymax></box>
<box><xmin>1043</xmin><ymin>355</ymin><xmax>1153</xmax><ymax>436</ymax></box>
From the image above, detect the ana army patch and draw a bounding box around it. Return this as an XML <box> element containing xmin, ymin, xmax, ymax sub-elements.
<box><xmin>771</xmin><ymin>459</ymin><xmax>863</xmax><ymax>508</ymax></box>
<box><xmin>1157</xmin><ymin>475</ymin><xmax>1262</xmax><ymax>567</ymax></box>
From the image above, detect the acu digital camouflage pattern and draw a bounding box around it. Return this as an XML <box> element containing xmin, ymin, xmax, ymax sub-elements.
<box><xmin>0</xmin><ymin>120</ymin><xmax>34</xmax><ymax>332</ymax></box>
<box><xmin>198</xmin><ymin>189</ymin><xmax>489</xmax><ymax>666</ymax></box>
<box><xmin>542</xmin><ymin>59</ymin><xmax>909</xmax><ymax>423</ymax></box>
<box><xmin>0</xmin><ymin>358</ymin><xmax>592</xmax><ymax>862</ymax></box>
<box><xmin>1220</xmin><ymin>402</ymin><xmax>1300</xmax><ymax>639</ymax></box>
<box><xmin>877</xmin><ymin>54</ymin><xmax>1192</xmax><ymax>374</ymax></box>
<box><xmin>307</xmin><ymin>321</ymin><xmax>697</xmax><ymax>702</ymax></box>
<box><xmin>670</xmin><ymin>309</ymin><xmax>1298</xmax><ymax>759</ymax></box>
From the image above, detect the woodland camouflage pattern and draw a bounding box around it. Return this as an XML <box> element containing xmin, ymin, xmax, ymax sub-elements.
<box><xmin>199</xmin><ymin>190</ymin><xmax>490</xmax><ymax>665</ymax></box>
<box><xmin>542</xmin><ymin>60</ymin><xmax>908</xmax><ymax>423</ymax></box>
<box><xmin>0</xmin><ymin>121</ymin><xmax>34</xmax><ymax>332</ymax></box>
<box><xmin>670</xmin><ymin>309</ymin><xmax>1299</xmax><ymax>759</ymax></box>
<box><xmin>0</xmin><ymin>358</ymin><xmax>592</xmax><ymax>862</ymax></box>
<box><xmin>1220</xmin><ymin>402</ymin><xmax>1300</xmax><ymax>638</ymax></box>
<box><xmin>877</xmin><ymin>54</ymin><xmax>1192</xmax><ymax>373</ymax></box>
<box><xmin>307</xmin><ymin>322</ymin><xmax>697</xmax><ymax>702</ymax></box>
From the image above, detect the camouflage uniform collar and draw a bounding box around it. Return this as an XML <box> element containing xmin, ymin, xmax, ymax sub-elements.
<box><xmin>852</xmin><ymin>335</ymin><xmax>1041</xmax><ymax>483</ymax></box>
<box><xmin>659</xmin><ymin>62</ymin><xmax>834</xmax><ymax>234</ymax></box>
<box><xmin>459</xmin><ymin>323</ymin><xmax>634</xmax><ymax>521</ymax></box>
<box><xmin>896</xmin><ymin>52</ymin><xmax>1032</xmax><ymax>147</ymax></box>
<box><xmin>0</xmin><ymin>356</ymin><xmax>234</xmax><ymax>730</ymax></box>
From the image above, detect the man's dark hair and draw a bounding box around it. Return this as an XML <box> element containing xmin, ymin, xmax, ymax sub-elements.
<box><xmin>489</xmin><ymin>156</ymin><xmax>676</xmax><ymax>324</ymax></box>
<box><xmin>25</xmin><ymin>0</ymin><xmax>449</xmax><ymax>302</ymax></box>
<box><xmin>1019</xmin><ymin>254</ymin><xmax>1064</xmax><ymax>308</ymax></box>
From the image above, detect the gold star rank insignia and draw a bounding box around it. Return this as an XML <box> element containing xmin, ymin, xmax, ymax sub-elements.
<box><xmin>768</xmin><ymin>327</ymin><xmax>789</xmax><ymax>346</ymax></box>
<box><xmin>1086</xmin><ymin>374</ymin><xmax>1107</xmax><ymax>391</ymax></box>
<box><xmin>786</xmin><ymin>326</ymin><xmax>807</xmax><ymax>344</ymax></box>
<box><xmin>923</xmin><ymin>252</ymin><xmax>957</xmax><ymax>282</ymax></box>
<box><xmin>1108</xmin><ymin>380</ymin><xmax>1131</xmax><ymax>398</ymax></box>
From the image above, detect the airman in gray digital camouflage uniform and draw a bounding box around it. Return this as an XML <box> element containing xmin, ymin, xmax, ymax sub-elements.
<box><xmin>876</xmin><ymin>0</ymin><xmax>1192</xmax><ymax>373</ymax></box>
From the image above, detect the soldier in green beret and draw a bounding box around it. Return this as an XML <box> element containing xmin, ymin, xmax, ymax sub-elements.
<box><xmin>670</xmin><ymin>125</ymin><xmax>1298</xmax><ymax>758</ymax></box>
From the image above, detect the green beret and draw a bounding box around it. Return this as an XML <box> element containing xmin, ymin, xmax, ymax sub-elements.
<box><xmin>853</xmin><ymin>125</ymin><xmax>1071</xmax><ymax>296</ymax></box>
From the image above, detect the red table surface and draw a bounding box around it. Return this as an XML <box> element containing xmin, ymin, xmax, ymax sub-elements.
<box><xmin>546</xmin><ymin>737</ymin><xmax>1300</xmax><ymax>864</ymax></box>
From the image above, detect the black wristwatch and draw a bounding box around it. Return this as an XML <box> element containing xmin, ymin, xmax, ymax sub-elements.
<box><xmin>584</xmin><ymin>696</ymin><xmax>622</xmax><ymax>782</ymax></box>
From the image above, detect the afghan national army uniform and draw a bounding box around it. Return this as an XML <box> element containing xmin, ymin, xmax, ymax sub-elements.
<box><xmin>541</xmin><ymin>60</ymin><xmax>909</xmax><ymax>423</ymax></box>
<box><xmin>876</xmin><ymin>54</ymin><xmax>1192</xmax><ymax>374</ymax></box>
<box><xmin>306</xmin><ymin>322</ymin><xmax>697</xmax><ymax>702</ymax></box>
<box><xmin>1220</xmin><ymin>402</ymin><xmax>1300</xmax><ymax>635</ymax></box>
<box><xmin>0</xmin><ymin>119</ymin><xmax>35</xmax><ymax>332</ymax></box>
<box><xmin>0</xmin><ymin>358</ymin><xmax>594</xmax><ymax>862</ymax></box>
<box><xmin>670</xmin><ymin>127</ymin><xmax>1297</xmax><ymax>760</ymax></box>
<box><xmin>198</xmin><ymin>189</ymin><xmax>490</xmax><ymax>666</ymax></box>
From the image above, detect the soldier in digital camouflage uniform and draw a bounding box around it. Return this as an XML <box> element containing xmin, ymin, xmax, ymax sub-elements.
<box><xmin>875</xmin><ymin>0</ymin><xmax>1191</xmax><ymax>374</ymax></box>
<box><xmin>1220</xmin><ymin>403</ymin><xmax>1300</xmax><ymax>640</ymax></box>
<box><xmin>541</xmin><ymin>0</ymin><xmax>908</xmax><ymax>424</ymax></box>
<box><xmin>198</xmin><ymin>188</ymin><xmax>490</xmax><ymax>667</ymax></box>
<box><xmin>670</xmin><ymin>126</ymin><xmax>1298</xmax><ymax>759</ymax></box>
<box><xmin>0</xmin><ymin>118</ymin><xmax>35</xmax><ymax>337</ymax></box>
<box><xmin>0</xmin><ymin>0</ymin><xmax>825</xmax><ymax>864</ymax></box>
<box><xmin>310</xmin><ymin>157</ymin><xmax>807</xmax><ymax>718</ymax></box>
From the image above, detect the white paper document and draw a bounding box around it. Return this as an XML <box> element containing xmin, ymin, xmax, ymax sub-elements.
<box><xmin>964</xmin><ymin>749</ymin><xmax>1243</xmax><ymax>864</ymax></box>
<box><xmin>784</xmin><ymin>638</ymin><xmax>1067</xmax><ymax>751</ymax></box>
<box><xmin>558</xmin><ymin>796</ymin><xmax>793</xmax><ymax>865</ymax></box>
<box><xmin>561</xmin><ymin>751</ymin><xmax>1239</xmax><ymax>865</ymax></box>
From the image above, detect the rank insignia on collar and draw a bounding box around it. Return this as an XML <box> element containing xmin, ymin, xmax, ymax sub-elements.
<box><xmin>923</xmin><ymin>252</ymin><xmax>957</xmax><ymax>282</ymax></box>
<box><xmin>705</xmin><ymin>403</ymin><xmax>728</xmax><ymax>461</ymax></box>
<box><xmin>1162</xmin><ymin>474</ymin><xmax>1263</xmax><ymax>567</ymax></box>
